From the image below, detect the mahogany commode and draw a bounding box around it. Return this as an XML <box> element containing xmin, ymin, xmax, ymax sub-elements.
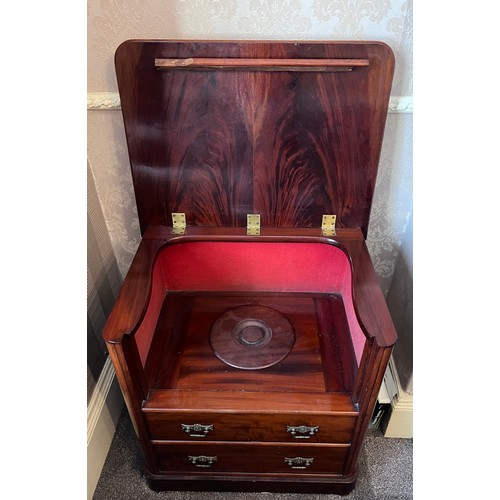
<box><xmin>103</xmin><ymin>39</ymin><xmax>397</xmax><ymax>494</ymax></box>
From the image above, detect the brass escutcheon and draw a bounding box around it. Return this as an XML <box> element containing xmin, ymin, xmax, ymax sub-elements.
<box><xmin>181</xmin><ymin>423</ymin><xmax>214</xmax><ymax>438</ymax></box>
<box><xmin>286</xmin><ymin>425</ymin><xmax>320</xmax><ymax>439</ymax></box>
<box><xmin>284</xmin><ymin>457</ymin><xmax>314</xmax><ymax>469</ymax></box>
<box><xmin>188</xmin><ymin>455</ymin><xmax>217</xmax><ymax>468</ymax></box>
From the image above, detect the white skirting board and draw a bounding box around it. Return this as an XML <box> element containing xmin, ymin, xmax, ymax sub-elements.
<box><xmin>379</xmin><ymin>356</ymin><xmax>413</xmax><ymax>438</ymax></box>
<box><xmin>87</xmin><ymin>357</ymin><xmax>124</xmax><ymax>500</ymax></box>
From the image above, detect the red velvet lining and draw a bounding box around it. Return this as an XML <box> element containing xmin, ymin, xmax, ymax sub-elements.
<box><xmin>135</xmin><ymin>241</ymin><xmax>366</xmax><ymax>366</ymax></box>
<box><xmin>160</xmin><ymin>242</ymin><xmax>349</xmax><ymax>293</ymax></box>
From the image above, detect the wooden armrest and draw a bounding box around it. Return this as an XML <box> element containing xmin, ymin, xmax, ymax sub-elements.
<box><xmin>342</xmin><ymin>234</ymin><xmax>398</xmax><ymax>347</ymax></box>
<box><xmin>103</xmin><ymin>237</ymin><xmax>165</xmax><ymax>344</ymax></box>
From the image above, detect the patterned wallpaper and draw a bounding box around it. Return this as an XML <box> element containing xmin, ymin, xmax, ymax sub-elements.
<box><xmin>87</xmin><ymin>0</ymin><xmax>413</xmax><ymax>295</ymax></box>
<box><xmin>88</xmin><ymin>0</ymin><xmax>412</xmax><ymax>95</ymax></box>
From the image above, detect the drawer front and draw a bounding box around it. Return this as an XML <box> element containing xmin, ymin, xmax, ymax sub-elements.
<box><xmin>144</xmin><ymin>412</ymin><xmax>355</xmax><ymax>443</ymax></box>
<box><xmin>154</xmin><ymin>442</ymin><xmax>350</xmax><ymax>474</ymax></box>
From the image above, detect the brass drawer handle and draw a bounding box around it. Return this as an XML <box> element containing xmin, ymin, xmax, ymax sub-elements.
<box><xmin>181</xmin><ymin>423</ymin><xmax>214</xmax><ymax>438</ymax></box>
<box><xmin>188</xmin><ymin>455</ymin><xmax>217</xmax><ymax>468</ymax></box>
<box><xmin>286</xmin><ymin>425</ymin><xmax>319</xmax><ymax>439</ymax></box>
<box><xmin>284</xmin><ymin>457</ymin><xmax>314</xmax><ymax>469</ymax></box>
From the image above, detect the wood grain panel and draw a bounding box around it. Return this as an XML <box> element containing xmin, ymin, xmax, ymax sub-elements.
<box><xmin>153</xmin><ymin>294</ymin><xmax>332</xmax><ymax>393</ymax></box>
<box><xmin>143</xmin><ymin>411</ymin><xmax>356</xmax><ymax>443</ymax></box>
<box><xmin>115</xmin><ymin>41</ymin><xmax>394</xmax><ymax>236</ymax></box>
<box><xmin>144</xmin><ymin>389</ymin><xmax>358</xmax><ymax>414</ymax></box>
<box><xmin>105</xmin><ymin>41</ymin><xmax>396</xmax><ymax>494</ymax></box>
<box><xmin>153</xmin><ymin>441</ymin><xmax>350</xmax><ymax>474</ymax></box>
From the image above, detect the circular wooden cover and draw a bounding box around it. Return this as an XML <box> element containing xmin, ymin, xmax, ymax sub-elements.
<box><xmin>209</xmin><ymin>305</ymin><xmax>295</xmax><ymax>370</ymax></box>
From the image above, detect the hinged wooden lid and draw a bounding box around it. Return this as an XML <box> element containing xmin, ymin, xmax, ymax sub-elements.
<box><xmin>115</xmin><ymin>40</ymin><xmax>394</xmax><ymax>237</ymax></box>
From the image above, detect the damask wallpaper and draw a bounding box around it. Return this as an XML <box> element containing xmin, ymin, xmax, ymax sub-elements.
<box><xmin>88</xmin><ymin>0</ymin><xmax>412</xmax><ymax>95</ymax></box>
<box><xmin>87</xmin><ymin>1</ymin><xmax>413</xmax><ymax>392</ymax></box>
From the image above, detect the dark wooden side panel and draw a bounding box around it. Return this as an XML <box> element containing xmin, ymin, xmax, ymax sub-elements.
<box><xmin>144</xmin><ymin>293</ymin><xmax>192</xmax><ymax>388</ymax></box>
<box><xmin>152</xmin><ymin>293</ymin><xmax>195</xmax><ymax>389</ymax></box>
<box><xmin>315</xmin><ymin>296</ymin><xmax>357</xmax><ymax>392</ymax></box>
<box><xmin>115</xmin><ymin>41</ymin><xmax>394</xmax><ymax>235</ymax></box>
<box><xmin>345</xmin><ymin>343</ymin><xmax>393</xmax><ymax>476</ymax></box>
<box><xmin>107</xmin><ymin>341</ymin><xmax>159</xmax><ymax>471</ymax></box>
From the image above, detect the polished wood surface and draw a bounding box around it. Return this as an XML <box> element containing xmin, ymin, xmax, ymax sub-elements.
<box><xmin>155</xmin><ymin>57</ymin><xmax>369</xmax><ymax>71</ymax></box>
<box><xmin>145</xmin><ymin>468</ymin><xmax>358</xmax><ymax>495</ymax></box>
<box><xmin>104</xmin><ymin>229</ymin><xmax>395</xmax><ymax>495</ymax></box>
<box><xmin>147</xmin><ymin>293</ymin><xmax>354</xmax><ymax>393</ymax></box>
<box><xmin>144</xmin><ymin>389</ymin><xmax>357</xmax><ymax>414</ymax></box>
<box><xmin>152</xmin><ymin>441</ymin><xmax>350</xmax><ymax>474</ymax></box>
<box><xmin>104</xmin><ymin>40</ymin><xmax>397</xmax><ymax>495</ymax></box>
<box><xmin>143</xmin><ymin>411</ymin><xmax>356</xmax><ymax>443</ymax></box>
<box><xmin>209</xmin><ymin>303</ymin><xmax>296</xmax><ymax>370</ymax></box>
<box><xmin>115</xmin><ymin>40</ymin><xmax>394</xmax><ymax>236</ymax></box>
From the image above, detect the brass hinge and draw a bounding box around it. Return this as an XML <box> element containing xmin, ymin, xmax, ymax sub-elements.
<box><xmin>321</xmin><ymin>214</ymin><xmax>336</xmax><ymax>236</ymax></box>
<box><xmin>247</xmin><ymin>214</ymin><xmax>261</xmax><ymax>235</ymax></box>
<box><xmin>171</xmin><ymin>212</ymin><xmax>186</xmax><ymax>234</ymax></box>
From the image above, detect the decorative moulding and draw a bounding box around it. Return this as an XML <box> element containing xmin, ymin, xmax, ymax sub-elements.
<box><xmin>87</xmin><ymin>92</ymin><xmax>413</xmax><ymax>113</ymax></box>
<box><xmin>87</xmin><ymin>92</ymin><xmax>121</xmax><ymax>110</ymax></box>
<box><xmin>388</xmin><ymin>96</ymin><xmax>413</xmax><ymax>114</ymax></box>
